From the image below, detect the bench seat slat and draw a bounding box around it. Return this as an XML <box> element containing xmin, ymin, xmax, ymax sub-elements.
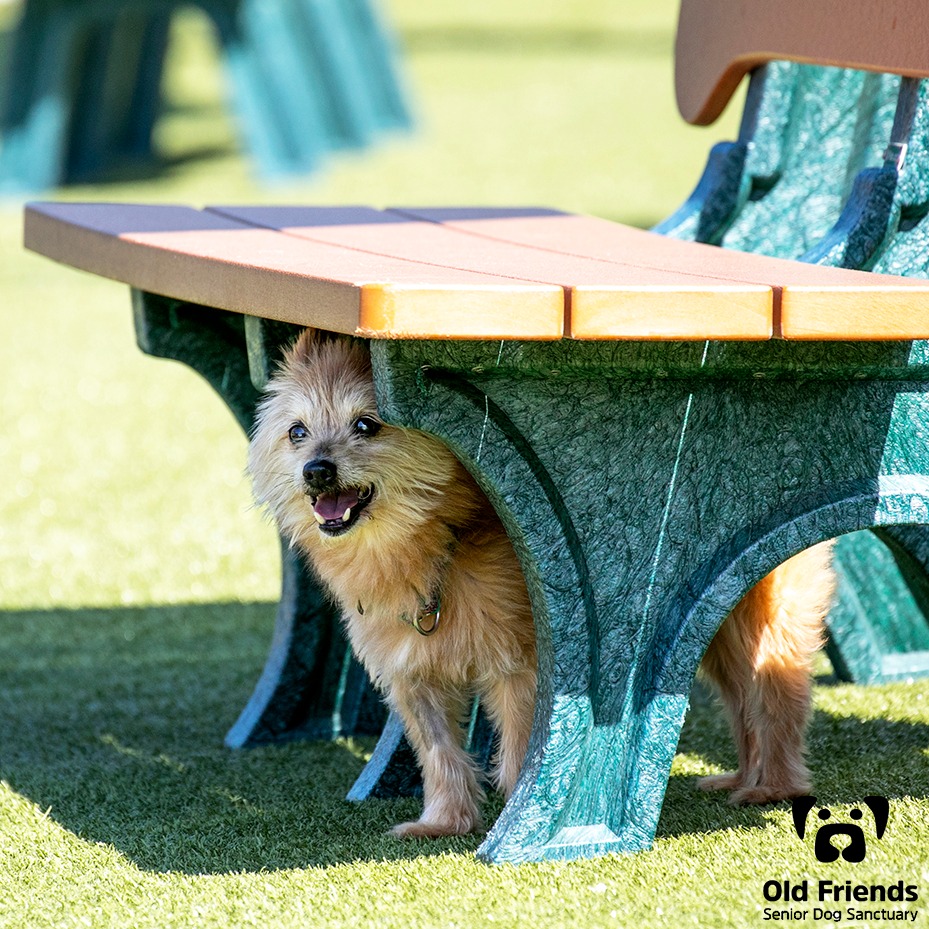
<box><xmin>210</xmin><ymin>205</ymin><xmax>773</xmax><ymax>340</ymax></box>
<box><xmin>398</xmin><ymin>208</ymin><xmax>929</xmax><ymax>340</ymax></box>
<box><xmin>25</xmin><ymin>202</ymin><xmax>929</xmax><ymax>342</ymax></box>
<box><xmin>23</xmin><ymin>202</ymin><xmax>565</xmax><ymax>340</ymax></box>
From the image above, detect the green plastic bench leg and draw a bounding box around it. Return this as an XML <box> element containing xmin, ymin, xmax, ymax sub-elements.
<box><xmin>293</xmin><ymin>0</ymin><xmax>382</xmax><ymax>148</ymax></box>
<box><xmin>291</xmin><ymin>0</ymin><xmax>413</xmax><ymax>147</ymax></box>
<box><xmin>0</xmin><ymin>4</ymin><xmax>169</xmax><ymax>189</ymax></box>
<box><xmin>369</xmin><ymin>337</ymin><xmax>929</xmax><ymax>864</ymax></box>
<box><xmin>347</xmin><ymin>702</ymin><xmax>496</xmax><ymax>801</ymax></box>
<box><xmin>210</xmin><ymin>0</ymin><xmax>412</xmax><ymax>176</ymax></box>
<box><xmin>0</xmin><ymin>7</ymin><xmax>78</xmax><ymax>192</ymax></box>
<box><xmin>65</xmin><ymin>11</ymin><xmax>171</xmax><ymax>180</ymax></box>
<box><xmin>346</xmin><ymin>710</ymin><xmax>423</xmax><ymax>799</ymax></box>
<box><xmin>341</xmin><ymin>0</ymin><xmax>414</xmax><ymax>132</ymax></box>
<box><xmin>659</xmin><ymin>70</ymin><xmax>929</xmax><ymax>686</ymax></box>
<box><xmin>130</xmin><ymin>291</ymin><xmax>386</xmax><ymax>746</ymax></box>
<box><xmin>114</xmin><ymin>13</ymin><xmax>171</xmax><ymax>160</ymax></box>
<box><xmin>212</xmin><ymin>0</ymin><xmax>332</xmax><ymax>177</ymax></box>
<box><xmin>828</xmin><ymin>530</ymin><xmax>929</xmax><ymax>683</ymax></box>
<box><xmin>1</xmin><ymin>0</ymin><xmax>412</xmax><ymax>186</ymax></box>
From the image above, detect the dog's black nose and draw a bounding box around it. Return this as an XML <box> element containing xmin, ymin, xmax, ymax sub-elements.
<box><xmin>303</xmin><ymin>458</ymin><xmax>337</xmax><ymax>491</ymax></box>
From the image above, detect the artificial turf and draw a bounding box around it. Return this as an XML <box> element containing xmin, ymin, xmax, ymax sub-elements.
<box><xmin>1</xmin><ymin>1</ymin><xmax>927</xmax><ymax>926</ymax></box>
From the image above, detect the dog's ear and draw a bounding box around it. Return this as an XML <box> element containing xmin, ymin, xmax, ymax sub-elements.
<box><xmin>791</xmin><ymin>796</ymin><xmax>818</xmax><ymax>839</ymax></box>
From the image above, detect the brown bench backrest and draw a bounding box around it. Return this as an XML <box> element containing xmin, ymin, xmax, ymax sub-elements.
<box><xmin>675</xmin><ymin>0</ymin><xmax>929</xmax><ymax>125</ymax></box>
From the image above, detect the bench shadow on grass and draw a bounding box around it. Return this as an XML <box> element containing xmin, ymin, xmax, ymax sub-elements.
<box><xmin>0</xmin><ymin>602</ymin><xmax>485</xmax><ymax>874</ymax></box>
<box><xmin>1</xmin><ymin>603</ymin><xmax>926</xmax><ymax>872</ymax></box>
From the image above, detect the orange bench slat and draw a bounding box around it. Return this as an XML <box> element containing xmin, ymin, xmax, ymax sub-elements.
<box><xmin>23</xmin><ymin>202</ymin><xmax>564</xmax><ymax>340</ymax></box>
<box><xmin>211</xmin><ymin>205</ymin><xmax>773</xmax><ymax>340</ymax></box>
<box><xmin>25</xmin><ymin>202</ymin><xmax>929</xmax><ymax>342</ymax></box>
<box><xmin>398</xmin><ymin>207</ymin><xmax>929</xmax><ymax>340</ymax></box>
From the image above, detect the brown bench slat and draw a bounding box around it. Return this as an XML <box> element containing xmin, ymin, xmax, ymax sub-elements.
<box><xmin>23</xmin><ymin>202</ymin><xmax>564</xmax><ymax>340</ymax></box>
<box><xmin>26</xmin><ymin>202</ymin><xmax>929</xmax><ymax>342</ymax></box>
<box><xmin>399</xmin><ymin>208</ymin><xmax>929</xmax><ymax>340</ymax></box>
<box><xmin>674</xmin><ymin>0</ymin><xmax>929</xmax><ymax>125</ymax></box>
<box><xmin>211</xmin><ymin>205</ymin><xmax>773</xmax><ymax>340</ymax></box>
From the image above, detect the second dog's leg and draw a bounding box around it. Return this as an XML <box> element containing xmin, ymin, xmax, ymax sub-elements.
<box><xmin>699</xmin><ymin>544</ymin><xmax>833</xmax><ymax>805</ymax></box>
<box><xmin>388</xmin><ymin>680</ymin><xmax>484</xmax><ymax>838</ymax></box>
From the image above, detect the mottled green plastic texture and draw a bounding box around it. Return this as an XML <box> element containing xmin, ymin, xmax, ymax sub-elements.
<box><xmin>660</xmin><ymin>65</ymin><xmax>929</xmax><ymax>686</ymax></box>
<box><xmin>369</xmin><ymin>338</ymin><xmax>929</xmax><ymax>863</ymax></box>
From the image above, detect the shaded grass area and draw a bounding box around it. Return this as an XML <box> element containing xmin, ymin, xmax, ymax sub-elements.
<box><xmin>1</xmin><ymin>601</ymin><xmax>928</xmax><ymax>929</ymax></box>
<box><xmin>2</xmin><ymin>0</ymin><xmax>929</xmax><ymax>926</ymax></box>
<box><xmin>0</xmin><ymin>603</ymin><xmax>431</xmax><ymax>875</ymax></box>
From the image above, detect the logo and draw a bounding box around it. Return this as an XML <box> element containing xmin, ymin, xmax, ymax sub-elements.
<box><xmin>761</xmin><ymin>796</ymin><xmax>921</xmax><ymax>923</ymax></box>
<box><xmin>791</xmin><ymin>795</ymin><xmax>890</xmax><ymax>863</ymax></box>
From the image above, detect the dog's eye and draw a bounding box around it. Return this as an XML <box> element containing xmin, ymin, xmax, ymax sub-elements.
<box><xmin>288</xmin><ymin>422</ymin><xmax>308</xmax><ymax>444</ymax></box>
<box><xmin>353</xmin><ymin>416</ymin><xmax>382</xmax><ymax>438</ymax></box>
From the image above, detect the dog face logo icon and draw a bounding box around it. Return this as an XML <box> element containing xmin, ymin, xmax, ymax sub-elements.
<box><xmin>791</xmin><ymin>796</ymin><xmax>889</xmax><ymax>863</ymax></box>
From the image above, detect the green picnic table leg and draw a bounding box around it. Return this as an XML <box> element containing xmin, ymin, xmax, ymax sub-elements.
<box><xmin>212</xmin><ymin>0</ymin><xmax>332</xmax><ymax>177</ymax></box>
<box><xmin>210</xmin><ymin>0</ymin><xmax>412</xmax><ymax>178</ymax></box>
<box><xmin>366</xmin><ymin>337</ymin><xmax>929</xmax><ymax>864</ymax></box>
<box><xmin>0</xmin><ymin>4</ymin><xmax>78</xmax><ymax>192</ymax></box>
<box><xmin>0</xmin><ymin>0</ymin><xmax>413</xmax><ymax>188</ymax></box>
<box><xmin>0</xmin><ymin>3</ymin><xmax>169</xmax><ymax>189</ymax></box>
<box><xmin>65</xmin><ymin>11</ymin><xmax>170</xmax><ymax>181</ymax></box>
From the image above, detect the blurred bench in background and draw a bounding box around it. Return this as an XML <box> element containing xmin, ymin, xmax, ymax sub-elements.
<box><xmin>0</xmin><ymin>0</ymin><xmax>412</xmax><ymax>191</ymax></box>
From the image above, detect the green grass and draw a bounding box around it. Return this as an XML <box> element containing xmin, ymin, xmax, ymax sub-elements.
<box><xmin>1</xmin><ymin>1</ymin><xmax>928</xmax><ymax>927</ymax></box>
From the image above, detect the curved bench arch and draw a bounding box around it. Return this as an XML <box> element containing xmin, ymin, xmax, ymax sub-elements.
<box><xmin>653</xmin><ymin>476</ymin><xmax>929</xmax><ymax>699</ymax></box>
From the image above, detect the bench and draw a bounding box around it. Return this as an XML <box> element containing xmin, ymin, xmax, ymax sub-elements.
<box><xmin>0</xmin><ymin>0</ymin><xmax>411</xmax><ymax>191</ymax></box>
<box><xmin>22</xmin><ymin>0</ymin><xmax>929</xmax><ymax>864</ymax></box>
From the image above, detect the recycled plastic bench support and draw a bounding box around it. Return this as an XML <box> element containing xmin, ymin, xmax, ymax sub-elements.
<box><xmin>660</xmin><ymin>1</ymin><xmax>929</xmax><ymax>685</ymax></box>
<box><xmin>21</xmin><ymin>0</ymin><xmax>929</xmax><ymax>864</ymax></box>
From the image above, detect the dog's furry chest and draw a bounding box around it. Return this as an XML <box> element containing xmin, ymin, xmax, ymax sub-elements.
<box><xmin>342</xmin><ymin>600</ymin><xmax>472</xmax><ymax>688</ymax></box>
<box><xmin>337</xmin><ymin>568</ymin><xmax>534</xmax><ymax>692</ymax></box>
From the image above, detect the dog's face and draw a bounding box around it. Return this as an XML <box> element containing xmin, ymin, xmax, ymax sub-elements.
<box><xmin>248</xmin><ymin>330</ymin><xmax>463</xmax><ymax>553</ymax></box>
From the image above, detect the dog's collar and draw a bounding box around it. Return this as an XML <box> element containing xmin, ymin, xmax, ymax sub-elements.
<box><xmin>355</xmin><ymin>593</ymin><xmax>441</xmax><ymax>636</ymax></box>
<box><xmin>356</xmin><ymin>536</ymin><xmax>456</xmax><ymax>636</ymax></box>
<box><xmin>406</xmin><ymin>594</ymin><xmax>441</xmax><ymax>636</ymax></box>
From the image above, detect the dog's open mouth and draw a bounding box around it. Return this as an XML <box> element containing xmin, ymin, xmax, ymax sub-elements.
<box><xmin>310</xmin><ymin>485</ymin><xmax>374</xmax><ymax>536</ymax></box>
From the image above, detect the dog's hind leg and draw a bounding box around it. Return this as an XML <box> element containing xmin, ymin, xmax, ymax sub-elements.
<box><xmin>480</xmin><ymin>669</ymin><xmax>536</xmax><ymax>798</ymax></box>
<box><xmin>388</xmin><ymin>680</ymin><xmax>484</xmax><ymax>838</ymax></box>
<box><xmin>699</xmin><ymin>543</ymin><xmax>833</xmax><ymax>805</ymax></box>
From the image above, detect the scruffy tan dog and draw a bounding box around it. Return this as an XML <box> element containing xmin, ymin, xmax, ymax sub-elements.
<box><xmin>248</xmin><ymin>329</ymin><xmax>834</xmax><ymax>835</ymax></box>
